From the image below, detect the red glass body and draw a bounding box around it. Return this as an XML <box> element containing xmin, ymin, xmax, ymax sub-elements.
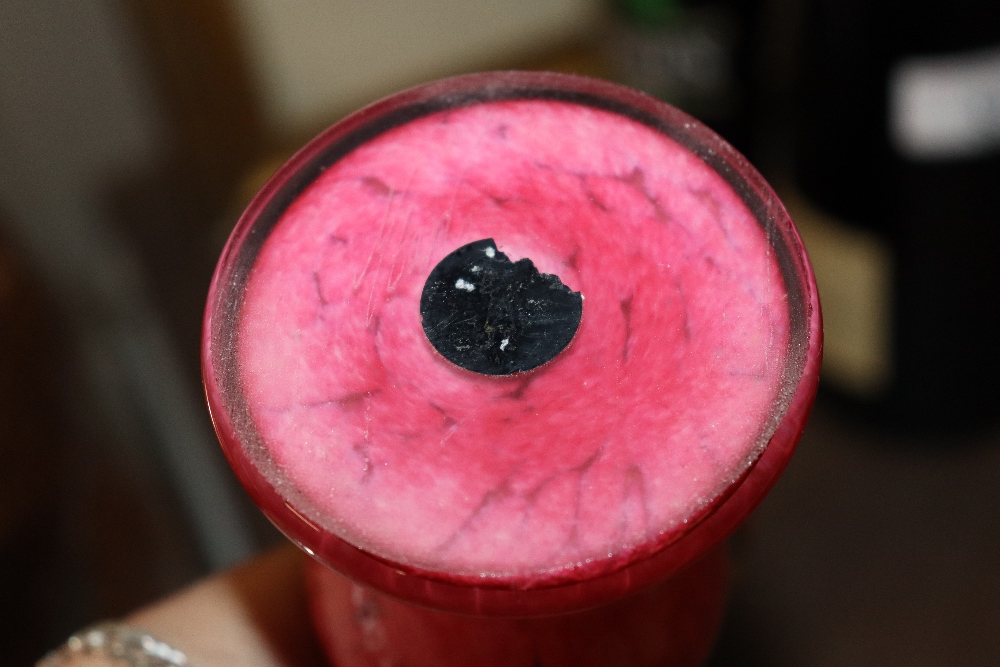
<box><xmin>203</xmin><ymin>72</ymin><xmax>821</xmax><ymax>664</ymax></box>
<box><xmin>307</xmin><ymin>546</ymin><xmax>729</xmax><ymax>667</ymax></box>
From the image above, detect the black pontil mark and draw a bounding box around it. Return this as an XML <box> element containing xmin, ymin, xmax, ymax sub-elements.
<box><xmin>420</xmin><ymin>239</ymin><xmax>582</xmax><ymax>375</ymax></box>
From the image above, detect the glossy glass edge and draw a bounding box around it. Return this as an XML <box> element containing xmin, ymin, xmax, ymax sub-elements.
<box><xmin>202</xmin><ymin>70</ymin><xmax>822</xmax><ymax>616</ymax></box>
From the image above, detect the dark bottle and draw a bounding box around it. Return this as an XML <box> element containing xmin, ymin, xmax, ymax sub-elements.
<box><xmin>796</xmin><ymin>0</ymin><xmax>1000</xmax><ymax>431</ymax></box>
<box><xmin>606</xmin><ymin>0</ymin><xmax>762</xmax><ymax>155</ymax></box>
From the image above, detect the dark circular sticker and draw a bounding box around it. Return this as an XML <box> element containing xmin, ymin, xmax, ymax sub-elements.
<box><xmin>420</xmin><ymin>239</ymin><xmax>583</xmax><ymax>375</ymax></box>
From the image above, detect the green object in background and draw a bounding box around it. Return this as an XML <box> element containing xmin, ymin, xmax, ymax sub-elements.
<box><xmin>617</xmin><ymin>0</ymin><xmax>682</xmax><ymax>27</ymax></box>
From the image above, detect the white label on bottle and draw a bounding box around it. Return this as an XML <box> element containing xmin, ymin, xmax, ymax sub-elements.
<box><xmin>889</xmin><ymin>46</ymin><xmax>1000</xmax><ymax>160</ymax></box>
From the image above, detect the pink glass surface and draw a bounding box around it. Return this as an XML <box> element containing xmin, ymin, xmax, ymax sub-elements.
<box><xmin>203</xmin><ymin>71</ymin><xmax>821</xmax><ymax>617</ymax></box>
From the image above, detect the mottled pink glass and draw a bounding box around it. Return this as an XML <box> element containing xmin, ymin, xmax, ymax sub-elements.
<box><xmin>203</xmin><ymin>71</ymin><xmax>821</xmax><ymax>665</ymax></box>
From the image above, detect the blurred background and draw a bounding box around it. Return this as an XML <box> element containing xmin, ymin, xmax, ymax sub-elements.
<box><xmin>1</xmin><ymin>0</ymin><xmax>998</xmax><ymax>664</ymax></box>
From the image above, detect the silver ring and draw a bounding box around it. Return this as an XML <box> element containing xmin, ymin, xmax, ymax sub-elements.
<box><xmin>37</xmin><ymin>622</ymin><xmax>189</xmax><ymax>666</ymax></box>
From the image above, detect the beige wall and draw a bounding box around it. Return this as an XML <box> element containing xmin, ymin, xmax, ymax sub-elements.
<box><xmin>230</xmin><ymin>0</ymin><xmax>601</xmax><ymax>136</ymax></box>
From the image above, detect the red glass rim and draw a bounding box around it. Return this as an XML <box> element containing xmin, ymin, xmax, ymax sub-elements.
<box><xmin>202</xmin><ymin>70</ymin><xmax>822</xmax><ymax>616</ymax></box>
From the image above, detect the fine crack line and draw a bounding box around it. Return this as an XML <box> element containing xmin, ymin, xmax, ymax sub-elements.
<box><xmin>360</xmin><ymin>176</ymin><xmax>392</xmax><ymax>197</ymax></box>
<box><xmin>620</xmin><ymin>295</ymin><xmax>634</xmax><ymax>361</ymax></box>
<box><xmin>691</xmin><ymin>186</ymin><xmax>737</xmax><ymax>250</ymax></box>
<box><xmin>465</xmin><ymin>179</ymin><xmax>518</xmax><ymax>208</ymax></box>
<box><xmin>312</xmin><ymin>270</ymin><xmax>328</xmax><ymax>307</ymax></box>
<box><xmin>501</xmin><ymin>375</ymin><xmax>535</xmax><ymax>401</ymax></box>
<box><xmin>672</xmin><ymin>276</ymin><xmax>693</xmax><ymax>341</ymax></box>
<box><xmin>616</xmin><ymin>166</ymin><xmax>673</xmax><ymax>224</ymax></box>
<box><xmin>562</xmin><ymin>446</ymin><xmax>603</xmax><ymax>552</ymax></box>
<box><xmin>262</xmin><ymin>389</ymin><xmax>382</xmax><ymax>414</ymax></box>
<box><xmin>352</xmin><ymin>174</ymin><xmax>398</xmax><ymax>291</ymax></box>
<box><xmin>579</xmin><ymin>174</ymin><xmax>610</xmax><ymax>212</ymax></box>
<box><xmin>436</xmin><ymin>467</ymin><xmax>521</xmax><ymax>555</ymax></box>
<box><xmin>385</xmin><ymin>204</ymin><xmax>416</xmax><ymax>293</ymax></box>
<box><xmin>357</xmin><ymin>167</ymin><xmax>418</xmax><ymax>326</ymax></box>
<box><xmin>565</xmin><ymin>245</ymin><xmax>581</xmax><ymax>271</ymax></box>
